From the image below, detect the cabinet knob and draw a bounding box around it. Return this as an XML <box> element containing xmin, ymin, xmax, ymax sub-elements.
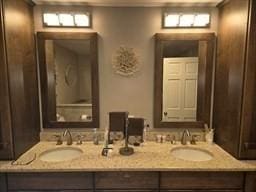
<box><xmin>244</xmin><ymin>142</ymin><xmax>256</xmax><ymax>150</ymax></box>
<box><xmin>0</xmin><ymin>142</ymin><xmax>9</xmax><ymax>149</ymax></box>
<box><xmin>123</xmin><ymin>173</ymin><xmax>131</xmax><ymax>178</ymax></box>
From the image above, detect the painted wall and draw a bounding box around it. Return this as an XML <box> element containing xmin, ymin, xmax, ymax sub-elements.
<box><xmin>34</xmin><ymin>6</ymin><xmax>218</xmax><ymax>129</ymax></box>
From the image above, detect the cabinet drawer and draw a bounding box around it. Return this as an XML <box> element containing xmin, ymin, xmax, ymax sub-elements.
<box><xmin>0</xmin><ymin>174</ymin><xmax>7</xmax><ymax>192</ymax></box>
<box><xmin>95</xmin><ymin>172</ymin><xmax>158</xmax><ymax>189</ymax></box>
<box><xmin>96</xmin><ymin>190</ymin><xmax>157</xmax><ymax>192</ymax></box>
<box><xmin>160</xmin><ymin>172</ymin><xmax>244</xmax><ymax>190</ymax></box>
<box><xmin>160</xmin><ymin>190</ymin><xmax>242</xmax><ymax>192</ymax></box>
<box><xmin>245</xmin><ymin>172</ymin><xmax>256</xmax><ymax>192</ymax></box>
<box><xmin>8</xmin><ymin>172</ymin><xmax>93</xmax><ymax>190</ymax></box>
<box><xmin>9</xmin><ymin>191</ymin><xmax>92</xmax><ymax>192</ymax></box>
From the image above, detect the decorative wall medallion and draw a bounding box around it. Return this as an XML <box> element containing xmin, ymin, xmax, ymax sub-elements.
<box><xmin>65</xmin><ymin>64</ymin><xmax>77</xmax><ymax>86</ymax></box>
<box><xmin>112</xmin><ymin>46</ymin><xmax>140</xmax><ymax>76</ymax></box>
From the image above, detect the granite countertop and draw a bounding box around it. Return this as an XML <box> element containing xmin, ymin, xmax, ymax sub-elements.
<box><xmin>0</xmin><ymin>141</ymin><xmax>256</xmax><ymax>172</ymax></box>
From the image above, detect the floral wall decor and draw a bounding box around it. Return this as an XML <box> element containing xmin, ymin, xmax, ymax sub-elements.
<box><xmin>112</xmin><ymin>46</ymin><xmax>140</xmax><ymax>77</ymax></box>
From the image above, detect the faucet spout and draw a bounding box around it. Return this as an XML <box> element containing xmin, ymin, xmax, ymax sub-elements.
<box><xmin>63</xmin><ymin>129</ymin><xmax>73</xmax><ymax>145</ymax></box>
<box><xmin>181</xmin><ymin>129</ymin><xmax>191</xmax><ymax>145</ymax></box>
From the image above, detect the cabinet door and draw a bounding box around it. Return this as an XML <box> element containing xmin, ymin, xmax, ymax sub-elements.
<box><xmin>10</xmin><ymin>190</ymin><xmax>92</xmax><ymax>192</ymax></box>
<box><xmin>8</xmin><ymin>173</ymin><xmax>93</xmax><ymax>191</ymax></box>
<box><xmin>95</xmin><ymin>172</ymin><xmax>158</xmax><ymax>190</ymax></box>
<box><xmin>245</xmin><ymin>173</ymin><xmax>256</xmax><ymax>192</ymax></box>
<box><xmin>0</xmin><ymin>0</ymin><xmax>13</xmax><ymax>159</ymax></box>
<box><xmin>96</xmin><ymin>190</ymin><xmax>157</xmax><ymax>192</ymax></box>
<box><xmin>160</xmin><ymin>172</ymin><xmax>244</xmax><ymax>190</ymax></box>
<box><xmin>240</xmin><ymin>0</ymin><xmax>256</xmax><ymax>159</ymax></box>
<box><xmin>0</xmin><ymin>174</ymin><xmax>7</xmax><ymax>192</ymax></box>
<box><xmin>161</xmin><ymin>190</ymin><xmax>242</xmax><ymax>192</ymax></box>
<box><xmin>213</xmin><ymin>0</ymin><xmax>250</xmax><ymax>159</ymax></box>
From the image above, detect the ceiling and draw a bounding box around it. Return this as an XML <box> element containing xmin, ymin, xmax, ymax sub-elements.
<box><xmin>32</xmin><ymin>0</ymin><xmax>224</xmax><ymax>7</ymax></box>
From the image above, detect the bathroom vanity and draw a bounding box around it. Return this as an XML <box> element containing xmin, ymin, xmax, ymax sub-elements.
<box><xmin>1</xmin><ymin>0</ymin><xmax>256</xmax><ymax>191</ymax></box>
<box><xmin>0</xmin><ymin>172</ymin><xmax>248</xmax><ymax>192</ymax></box>
<box><xmin>0</xmin><ymin>142</ymin><xmax>256</xmax><ymax>192</ymax></box>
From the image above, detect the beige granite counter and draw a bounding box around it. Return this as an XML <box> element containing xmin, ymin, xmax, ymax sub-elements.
<box><xmin>0</xmin><ymin>141</ymin><xmax>256</xmax><ymax>172</ymax></box>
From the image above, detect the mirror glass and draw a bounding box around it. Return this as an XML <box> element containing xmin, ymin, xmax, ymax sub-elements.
<box><xmin>162</xmin><ymin>40</ymin><xmax>199</xmax><ymax>122</ymax></box>
<box><xmin>45</xmin><ymin>39</ymin><xmax>92</xmax><ymax>122</ymax></box>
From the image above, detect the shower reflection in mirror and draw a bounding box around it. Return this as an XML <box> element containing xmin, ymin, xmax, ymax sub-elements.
<box><xmin>45</xmin><ymin>39</ymin><xmax>92</xmax><ymax>122</ymax></box>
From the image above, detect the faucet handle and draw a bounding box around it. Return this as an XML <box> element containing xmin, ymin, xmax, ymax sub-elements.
<box><xmin>53</xmin><ymin>135</ymin><xmax>63</xmax><ymax>145</ymax></box>
<box><xmin>171</xmin><ymin>135</ymin><xmax>177</xmax><ymax>145</ymax></box>
<box><xmin>76</xmin><ymin>135</ymin><xmax>85</xmax><ymax>145</ymax></box>
<box><xmin>190</xmin><ymin>135</ymin><xmax>200</xmax><ymax>145</ymax></box>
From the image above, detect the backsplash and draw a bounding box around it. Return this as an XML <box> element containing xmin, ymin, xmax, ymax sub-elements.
<box><xmin>40</xmin><ymin>128</ymin><xmax>206</xmax><ymax>142</ymax></box>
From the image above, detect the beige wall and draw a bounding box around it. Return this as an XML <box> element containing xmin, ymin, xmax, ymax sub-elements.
<box><xmin>34</xmin><ymin>6</ymin><xmax>218</xmax><ymax>129</ymax></box>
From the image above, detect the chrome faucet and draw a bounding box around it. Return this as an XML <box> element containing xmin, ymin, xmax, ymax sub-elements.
<box><xmin>63</xmin><ymin>129</ymin><xmax>73</xmax><ymax>145</ymax></box>
<box><xmin>181</xmin><ymin>129</ymin><xmax>191</xmax><ymax>145</ymax></box>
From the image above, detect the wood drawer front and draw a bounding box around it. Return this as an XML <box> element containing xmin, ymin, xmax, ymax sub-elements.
<box><xmin>96</xmin><ymin>190</ymin><xmax>157</xmax><ymax>192</ymax></box>
<box><xmin>160</xmin><ymin>190</ymin><xmax>242</xmax><ymax>192</ymax></box>
<box><xmin>95</xmin><ymin>172</ymin><xmax>158</xmax><ymax>189</ymax></box>
<box><xmin>8</xmin><ymin>191</ymin><xmax>92</xmax><ymax>192</ymax></box>
<box><xmin>160</xmin><ymin>172</ymin><xmax>244</xmax><ymax>190</ymax></box>
<box><xmin>8</xmin><ymin>172</ymin><xmax>93</xmax><ymax>190</ymax></box>
<box><xmin>0</xmin><ymin>174</ymin><xmax>7</xmax><ymax>192</ymax></box>
<box><xmin>245</xmin><ymin>173</ymin><xmax>256</xmax><ymax>192</ymax></box>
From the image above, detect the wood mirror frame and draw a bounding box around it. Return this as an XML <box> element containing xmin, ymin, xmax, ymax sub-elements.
<box><xmin>37</xmin><ymin>32</ymin><xmax>99</xmax><ymax>128</ymax></box>
<box><xmin>154</xmin><ymin>33</ymin><xmax>215</xmax><ymax>128</ymax></box>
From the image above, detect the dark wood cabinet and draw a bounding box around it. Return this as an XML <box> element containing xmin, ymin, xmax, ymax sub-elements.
<box><xmin>0</xmin><ymin>174</ymin><xmax>7</xmax><ymax>192</ymax></box>
<box><xmin>0</xmin><ymin>0</ymin><xmax>40</xmax><ymax>160</ymax></box>
<box><xmin>8</xmin><ymin>173</ymin><xmax>93</xmax><ymax>191</ymax></box>
<box><xmin>214</xmin><ymin>0</ymin><xmax>256</xmax><ymax>159</ymax></box>
<box><xmin>160</xmin><ymin>189</ymin><xmax>243</xmax><ymax>192</ymax></box>
<box><xmin>245</xmin><ymin>173</ymin><xmax>256</xmax><ymax>192</ymax></box>
<box><xmin>160</xmin><ymin>172</ymin><xmax>244</xmax><ymax>191</ymax></box>
<box><xmin>9</xmin><ymin>191</ymin><xmax>92</xmax><ymax>192</ymax></box>
<box><xmin>5</xmin><ymin>171</ymin><xmax>248</xmax><ymax>192</ymax></box>
<box><xmin>96</xmin><ymin>191</ymin><xmax>157</xmax><ymax>192</ymax></box>
<box><xmin>95</xmin><ymin>172</ymin><xmax>158</xmax><ymax>190</ymax></box>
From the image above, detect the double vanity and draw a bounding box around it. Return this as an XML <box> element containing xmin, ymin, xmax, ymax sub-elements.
<box><xmin>1</xmin><ymin>0</ymin><xmax>256</xmax><ymax>192</ymax></box>
<box><xmin>1</xmin><ymin>140</ymin><xmax>256</xmax><ymax>191</ymax></box>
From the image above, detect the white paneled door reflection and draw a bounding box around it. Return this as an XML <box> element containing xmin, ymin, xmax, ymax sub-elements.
<box><xmin>163</xmin><ymin>57</ymin><xmax>198</xmax><ymax>122</ymax></box>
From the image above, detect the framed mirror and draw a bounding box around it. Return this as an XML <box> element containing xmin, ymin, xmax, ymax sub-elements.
<box><xmin>154</xmin><ymin>33</ymin><xmax>215</xmax><ymax>128</ymax></box>
<box><xmin>37</xmin><ymin>32</ymin><xmax>99</xmax><ymax>128</ymax></box>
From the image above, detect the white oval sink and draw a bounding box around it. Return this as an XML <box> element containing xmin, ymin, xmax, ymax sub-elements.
<box><xmin>171</xmin><ymin>147</ymin><xmax>213</xmax><ymax>162</ymax></box>
<box><xmin>39</xmin><ymin>147</ymin><xmax>83</xmax><ymax>162</ymax></box>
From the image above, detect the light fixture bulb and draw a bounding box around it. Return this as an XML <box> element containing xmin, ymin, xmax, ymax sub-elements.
<box><xmin>164</xmin><ymin>14</ymin><xmax>180</xmax><ymax>27</ymax></box>
<box><xmin>59</xmin><ymin>14</ymin><xmax>74</xmax><ymax>26</ymax></box>
<box><xmin>194</xmin><ymin>14</ymin><xmax>210</xmax><ymax>27</ymax></box>
<box><xmin>43</xmin><ymin>13</ymin><xmax>60</xmax><ymax>26</ymax></box>
<box><xmin>74</xmin><ymin>14</ymin><xmax>90</xmax><ymax>27</ymax></box>
<box><xmin>179</xmin><ymin>14</ymin><xmax>195</xmax><ymax>27</ymax></box>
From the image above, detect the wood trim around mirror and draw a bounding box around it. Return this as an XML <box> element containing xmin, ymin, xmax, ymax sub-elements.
<box><xmin>37</xmin><ymin>32</ymin><xmax>99</xmax><ymax>128</ymax></box>
<box><xmin>154</xmin><ymin>33</ymin><xmax>215</xmax><ymax>128</ymax></box>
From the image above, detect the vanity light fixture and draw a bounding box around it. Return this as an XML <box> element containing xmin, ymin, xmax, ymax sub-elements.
<box><xmin>43</xmin><ymin>12</ymin><xmax>91</xmax><ymax>28</ymax></box>
<box><xmin>163</xmin><ymin>13</ymin><xmax>210</xmax><ymax>28</ymax></box>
